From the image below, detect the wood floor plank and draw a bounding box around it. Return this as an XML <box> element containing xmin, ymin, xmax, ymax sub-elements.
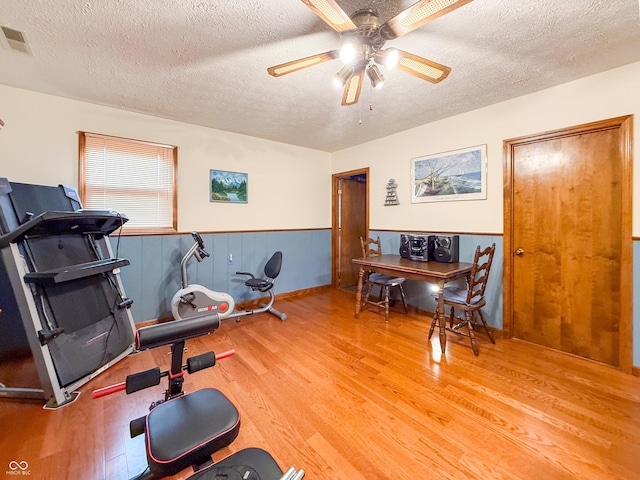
<box><xmin>1</xmin><ymin>288</ymin><xmax>640</xmax><ymax>479</ymax></box>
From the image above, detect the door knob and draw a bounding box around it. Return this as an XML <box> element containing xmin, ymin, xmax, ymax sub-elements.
<box><xmin>515</xmin><ymin>248</ymin><xmax>524</xmax><ymax>256</ymax></box>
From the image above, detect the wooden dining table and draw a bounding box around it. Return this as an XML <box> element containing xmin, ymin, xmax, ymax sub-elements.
<box><xmin>352</xmin><ymin>254</ymin><xmax>474</xmax><ymax>354</ymax></box>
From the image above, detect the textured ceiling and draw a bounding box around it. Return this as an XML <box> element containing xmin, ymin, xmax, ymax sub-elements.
<box><xmin>1</xmin><ymin>0</ymin><xmax>640</xmax><ymax>152</ymax></box>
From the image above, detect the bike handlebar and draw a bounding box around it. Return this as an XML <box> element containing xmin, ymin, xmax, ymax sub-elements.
<box><xmin>191</xmin><ymin>231</ymin><xmax>205</xmax><ymax>249</ymax></box>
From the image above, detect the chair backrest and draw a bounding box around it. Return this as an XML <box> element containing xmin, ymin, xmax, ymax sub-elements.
<box><xmin>466</xmin><ymin>243</ymin><xmax>496</xmax><ymax>304</ymax></box>
<box><xmin>264</xmin><ymin>251</ymin><xmax>283</xmax><ymax>280</ymax></box>
<box><xmin>360</xmin><ymin>236</ymin><xmax>383</xmax><ymax>259</ymax></box>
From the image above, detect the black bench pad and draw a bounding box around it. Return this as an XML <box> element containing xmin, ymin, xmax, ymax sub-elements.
<box><xmin>188</xmin><ymin>448</ymin><xmax>284</xmax><ymax>480</ymax></box>
<box><xmin>146</xmin><ymin>388</ymin><xmax>240</xmax><ymax>477</ymax></box>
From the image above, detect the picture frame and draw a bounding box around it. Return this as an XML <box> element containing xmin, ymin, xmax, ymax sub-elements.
<box><xmin>411</xmin><ymin>144</ymin><xmax>487</xmax><ymax>203</ymax></box>
<box><xmin>210</xmin><ymin>169</ymin><xmax>248</xmax><ymax>203</ymax></box>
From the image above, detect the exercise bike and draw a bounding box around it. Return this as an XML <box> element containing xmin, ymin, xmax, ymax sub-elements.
<box><xmin>171</xmin><ymin>232</ymin><xmax>287</xmax><ymax>322</ymax></box>
<box><xmin>171</xmin><ymin>232</ymin><xmax>235</xmax><ymax>321</ymax></box>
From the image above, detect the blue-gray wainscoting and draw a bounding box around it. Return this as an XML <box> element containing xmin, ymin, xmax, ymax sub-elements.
<box><xmin>116</xmin><ymin>229</ymin><xmax>332</xmax><ymax>323</ymax></box>
<box><xmin>114</xmin><ymin>229</ymin><xmax>638</xmax><ymax>369</ymax></box>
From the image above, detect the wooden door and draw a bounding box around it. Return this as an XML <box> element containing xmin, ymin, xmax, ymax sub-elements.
<box><xmin>332</xmin><ymin>170</ymin><xmax>368</xmax><ymax>289</ymax></box>
<box><xmin>504</xmin><ymin>116</ymin><xmax>632</xmax><ymax>370</ymax></box>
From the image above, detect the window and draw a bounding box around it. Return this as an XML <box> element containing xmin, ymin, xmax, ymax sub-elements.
<box><xmin>79</xmin><ymin>132</ymin><xmax>177</xmax><ymax>233</ymax></box>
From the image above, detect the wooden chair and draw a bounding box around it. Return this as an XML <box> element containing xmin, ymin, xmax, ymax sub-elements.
<box><xmin>359</xmin><ymin>236</ymin><xmax>408</xmax><ymax>322</ymax></box>
<box><xmin>428</xmin><ymin>243</ymin><xmax>496</xmax><ymax>355</ymax></box>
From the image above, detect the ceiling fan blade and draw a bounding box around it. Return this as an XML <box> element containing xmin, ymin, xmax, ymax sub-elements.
<box><xmin>394</xmin><ymin>49</ymin><xmax>451</xmax><ymax>83</ymax></box>
<box><xmin>267</xmin><ymin>50</ymin><xmax>339</xmax><ymax>77</ymax></box>
<box><xmin>341</xmin><ymin>67</ymin><xmax>365</xmax><ymax>106</ymax></box>
<box><xmin>381</xmin><ymin>0</ymin><xmax>474</xmax><ymax>40</ymax></box>
<box><xmin>301</xmin><ymin>0</ymin><xmax>357</xmax><ymax>32</ymax></box>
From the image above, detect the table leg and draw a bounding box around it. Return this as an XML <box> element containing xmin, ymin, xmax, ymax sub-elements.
<box><xmin>354</xmin><ymin>267</ymin><xmax>365</xmax><ymax>318</ymax></box>
<box><xmin>437</xmin><ymin>280</ymin><xmax>447</xmax><ymax>354</ymax></box>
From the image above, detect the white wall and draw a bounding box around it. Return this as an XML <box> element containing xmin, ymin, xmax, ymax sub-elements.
<box><xmin>332</xmin><ymin>61</ymin><xmax>640</xmax><ymax>235</ymax></box>
<box><xmin>4</xmin><ymin>61</ymin><xmax>638</xmax><ymax>235</ymax></box>
<box><xmin>0</xmin><ymin>85</ymin><xmax>332</xmax><ymax>232</ymax></box>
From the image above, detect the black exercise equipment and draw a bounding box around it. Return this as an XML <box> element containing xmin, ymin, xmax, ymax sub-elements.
<box><xmin>0</xmin><ymin>178</ymin><xmax>135</xmax><ymax>408</ymax></box>
<box><xmin>93</xmin><ymin>313</ymin><xmax>304</xmax><ymax>480</ymax></box>
<box><xmin>190</xmin><ymin>448</ymin><xmax>304</xmax><ymax>480</ymax></box>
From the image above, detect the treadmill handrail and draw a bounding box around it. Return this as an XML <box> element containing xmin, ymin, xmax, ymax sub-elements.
<box><xmin>0</xmin><ymin>210</ymin><xmax>128</xmax><ymax>248</ymax></box>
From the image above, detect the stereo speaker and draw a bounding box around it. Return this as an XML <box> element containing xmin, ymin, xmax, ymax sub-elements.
<box><xmin>399</xmin><ymin>234</ymin><xmax>411</xmax><ymax>259</ymax></box>
<box><xmin>433</xmin><ymin>235</ymin><xmax>459</xmax><ymax>263</ymax></box>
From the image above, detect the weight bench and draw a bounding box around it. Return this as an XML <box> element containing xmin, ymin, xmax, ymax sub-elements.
<box><xmin>190</xmin><ymin>448</ymin><xmax>303</xmax><ymax>480</ymax></box>
<box><xmin>93</xmin><ymin>314</ymin><xmax>304</xmax><ymax>480</ymax></box>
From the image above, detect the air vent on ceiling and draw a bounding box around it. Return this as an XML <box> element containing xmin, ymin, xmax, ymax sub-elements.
<box><xmin>1</xmin><ymin>25</ymin><xmax>33</xmax><ymax>55</ymax></box>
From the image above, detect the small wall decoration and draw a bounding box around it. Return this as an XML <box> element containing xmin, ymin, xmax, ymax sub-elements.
<box><xmin>411</xmin><ymin>144</ymin><xmax>487</xmax><ymax>203</ymax></box>
<box><xmin>210</xmin><ymin>169</ymin><xmax>248</xmax><ymax>203</ymax></box>
<box><xmin>384</xmin><ymin>178</ymin><xmax>399</xmax><ymax>206</ymax></box>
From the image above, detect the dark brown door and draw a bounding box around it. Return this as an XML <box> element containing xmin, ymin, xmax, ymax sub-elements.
<box><xmin>504</xmin><ymin>116</ymin><xmax>632</xmax><ymax>370</ymax></box>
<box><xmin>332</xmin><ymin>170</ymin><xmax>368</xmax><ymax>289</ymax></box>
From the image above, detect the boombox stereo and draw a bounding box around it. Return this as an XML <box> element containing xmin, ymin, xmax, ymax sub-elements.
<box><xmin>400</xmin><ymin>234</ymin><xmax>460</xmax><ymax>263</ymax></box>
<box><xmin>399</xmin><ymin>234</ymin><xmax>435</xmax><ymax>262</ymax></box>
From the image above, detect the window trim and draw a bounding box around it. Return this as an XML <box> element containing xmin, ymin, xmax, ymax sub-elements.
<box><xmin>78</xmin><ymin>131</ymin><xmax>178</xmax><ymax>235</ymax></box>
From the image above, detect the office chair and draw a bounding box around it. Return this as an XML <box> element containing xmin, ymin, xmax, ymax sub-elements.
<box><xmin>359</xmin><ymin>236</ymin><xmax>408</xmax><ymax>322</ymax></box>
<box><xmin>428</xmin><ymin>243</ymin><xmax>496</xmax><ymax>355</ymax></box>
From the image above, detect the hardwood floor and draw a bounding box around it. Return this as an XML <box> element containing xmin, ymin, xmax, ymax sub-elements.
<box><xmin>1</xmin><ymin>288</ymin><xmax>640</xmax><ymax>479</ymax></box>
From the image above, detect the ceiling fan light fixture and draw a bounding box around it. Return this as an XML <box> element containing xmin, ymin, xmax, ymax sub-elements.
<box><xmin>339</xmin><ymin>41</ymin><xmax>357</xmax><ymax>63</ymax></box>
<box><xmin>367</xmin><ymin>64</ymin><xmax>385</xmax><ymax>88</ymax></box>
<box><xmin>375</xmin><ymin>48</ymin><xmax>399</xmax><ymax>69</ymax></box>
<box><xmin>334</xmin><ymin>64</ymin><xmax>354</xmax><ymax>87</ymax></box>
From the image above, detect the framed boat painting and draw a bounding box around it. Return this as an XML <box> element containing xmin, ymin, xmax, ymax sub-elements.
<box><xmin>411</xmin><ymin>145</ymin><xmax>487</xmax><ymax>203</ymax></box>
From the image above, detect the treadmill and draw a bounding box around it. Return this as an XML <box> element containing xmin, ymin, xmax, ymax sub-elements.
<box><xmin>0</xmin><ymin>178</ymin><xmax>136</xmax><ymax>408</ymax></box>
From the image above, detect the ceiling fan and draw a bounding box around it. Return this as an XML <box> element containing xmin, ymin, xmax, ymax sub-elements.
<box><xmin>267</xmin><ymin>0</ymin><xmax>474</xmax><ymax>106</ymax></box>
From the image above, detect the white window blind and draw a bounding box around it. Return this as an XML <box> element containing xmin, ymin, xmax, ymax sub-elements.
<box><xmin>80</xmin><ymin>132</ymin><xmax>177</xmax><ymax>232</ymax></box>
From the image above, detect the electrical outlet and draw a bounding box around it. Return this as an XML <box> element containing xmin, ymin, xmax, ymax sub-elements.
<box><xmin>228</xmin><ymin>253</ymin><xmax>233</xmax><ymax>264</ymax></box>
